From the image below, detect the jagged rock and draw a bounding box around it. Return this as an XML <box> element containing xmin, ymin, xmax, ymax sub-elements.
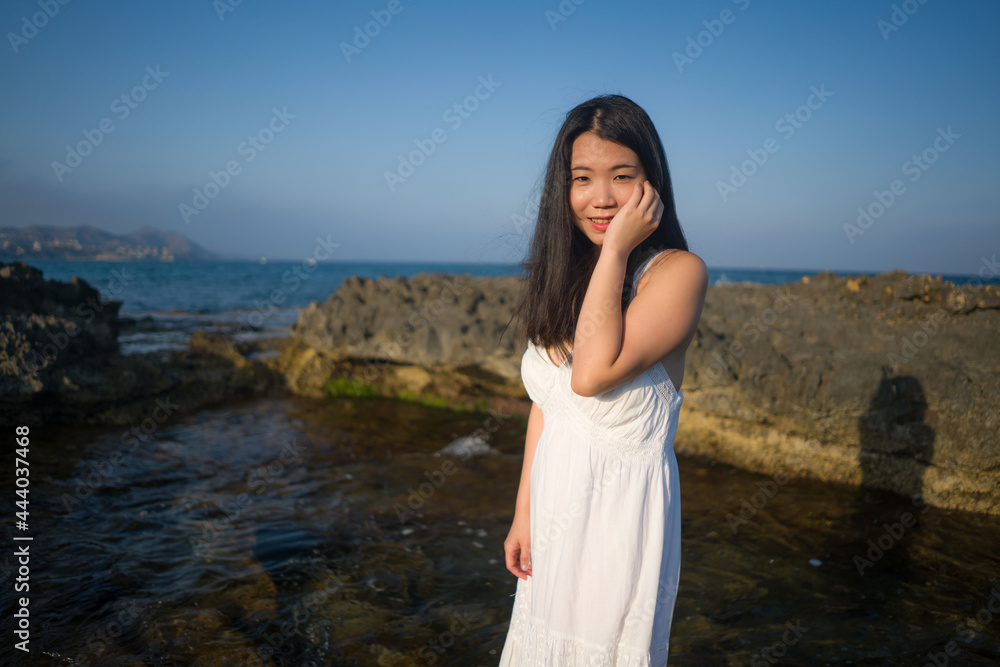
<box><xmin>292</xmin><ymin>272</ymin><xmax>523</xmax><ymax>370</ymax></box>
<box><xmin>0</xmin><ymin>261</ymin><xmax>122</xmax><ymax>397</ymax></box>
<box><xmin>677</xmin><ymin>271</ymin><xmax>999</xmax><ymax>515</ymax></box>
<box><xmin>290</xmin><ymin>269</ymin><xmax>1000</xmax><ymax>514</ymax></box>
<box><xmin>0</xmin><ymin>262</ymin><xmax>282</xmax><ymax>426</ymax></box>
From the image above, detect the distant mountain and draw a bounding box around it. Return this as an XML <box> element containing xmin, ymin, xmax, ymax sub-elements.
<box><xmin>0</xmin><ymin>225</ymin><xmax>217</xmax><ymax>261</ymax></box>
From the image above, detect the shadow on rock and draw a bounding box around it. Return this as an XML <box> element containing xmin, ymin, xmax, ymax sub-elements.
<box><xmin>850</xmin><ymin>372</ymin><xmax>934</xmax><ymax>579</ymax></box>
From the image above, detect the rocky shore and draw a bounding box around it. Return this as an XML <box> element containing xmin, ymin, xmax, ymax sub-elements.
<box><xmin>0</xmin><ymin>262</ymin><xmax>281</xmax><ymax>426</ymax></box>
<box><xmin>285</xmin><ymin>269</ymin><xmax>1000</xmax><ymax>516</ymax></box>
<box><xmin>2</xmin><ymin>261</ymin><xmax>997</xmax><ymax>515</ymax></box>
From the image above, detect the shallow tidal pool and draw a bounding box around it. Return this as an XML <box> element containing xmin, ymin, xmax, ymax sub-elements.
<box><xmin>2</xmin><ymin>395</ymin><xmax>998</xmax><ymax>666</ymax></box>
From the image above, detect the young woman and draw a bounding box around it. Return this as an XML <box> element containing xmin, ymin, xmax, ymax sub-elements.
<box><xmin>499</xmin><ymin>94</ymin><xmax>708</xmax><ymax>665</ymax></box>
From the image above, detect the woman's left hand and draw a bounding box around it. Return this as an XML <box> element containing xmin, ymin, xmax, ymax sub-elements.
<box><xmin>603</xmin><ymin>181</ymin><xmax>663</xmax><ymax>256</ymax></box>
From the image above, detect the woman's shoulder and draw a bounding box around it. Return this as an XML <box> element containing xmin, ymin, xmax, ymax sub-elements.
<box><xmin>636</xmin><ymin>249</ymin><xmax>708</xmax><ymax>296</ymax></box>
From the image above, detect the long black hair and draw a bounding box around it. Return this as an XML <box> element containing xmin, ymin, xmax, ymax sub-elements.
<box><xmin>507</xmin><ymin>94</ymin><xmax>689</xmax><ymax>365</ymax></box>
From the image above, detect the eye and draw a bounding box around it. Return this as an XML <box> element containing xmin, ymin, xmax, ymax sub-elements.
<box><xmin>614</xmin><ymin>174</ymin><xmax>632</xmax><ymax>181</ymax></box>
<box><xmin>572</xmin><ymin>176</ymin><xmax>589</xmax><ymax>183</ymax></box>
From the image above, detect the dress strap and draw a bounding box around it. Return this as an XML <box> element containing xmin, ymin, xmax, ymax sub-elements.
<box><xmin>629</xmin><ymin>249</ymin><xmax>674</xmax><ymax>302</ymax></box>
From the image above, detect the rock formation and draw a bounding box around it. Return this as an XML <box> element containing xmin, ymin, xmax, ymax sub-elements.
<box><xmin>288</xmin><ymin>269</ymin><xmax>1000</xmax><ymax>515</ymax></box>
<box><xmin>292</xmin><ymin>272</ymin><xmax>524</xmax><ymax>379</ymax></box>
<box><xmin>0</xmin><ymin>262</ymin><xmax>280</xmax><ymax>426</ymax></box>
<box><xmin>3</xmin><ymin>259</ymin><xmax>997</xmax><ymax>514</ymax></box>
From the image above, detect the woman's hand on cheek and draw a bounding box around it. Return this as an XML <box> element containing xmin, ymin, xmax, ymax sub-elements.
<box><xmin>604</xmin><ymin>181</ymin><xmax>662</xmax><ymax>255</ymax></box>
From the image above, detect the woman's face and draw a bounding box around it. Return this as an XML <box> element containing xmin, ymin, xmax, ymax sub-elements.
<box><xmin>568</xmin><ymin>131</ymin><xmax>648</xmax><ymax>246</ymax></box>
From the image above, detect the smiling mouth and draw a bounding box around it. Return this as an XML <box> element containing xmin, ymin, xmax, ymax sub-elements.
<box><xmin>589</xmin><ymin>217</ymin><xmax>613</xmax><ymax>226</ymax></box>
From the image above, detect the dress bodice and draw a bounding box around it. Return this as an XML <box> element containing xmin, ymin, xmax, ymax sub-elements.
<box><xmin>519</xmin><ymin>250</ymin><xmax>683</xmax><ymax>459</ymax></box>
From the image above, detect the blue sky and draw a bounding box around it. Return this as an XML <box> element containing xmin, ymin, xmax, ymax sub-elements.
<box><xmin>1</xmin><ymin>0</ymin><xmax>997</xmax><ymax>274</ymax></box>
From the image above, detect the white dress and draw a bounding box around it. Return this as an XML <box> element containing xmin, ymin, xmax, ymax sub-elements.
<box><xmin>499</xmin><ymin>250</ymin><xmax>684</xmax><ymax>667</ymax></box>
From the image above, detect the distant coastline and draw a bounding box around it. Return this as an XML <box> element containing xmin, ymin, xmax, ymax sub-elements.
<box><xmin>0</xmin><ymin>224</ymin><xmax>216</xmax><ymax>262</ymax></box>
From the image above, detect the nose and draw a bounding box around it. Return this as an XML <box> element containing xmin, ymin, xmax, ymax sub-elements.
<box><xmin>592</xmin><ymin>179</ymin><xmax>617</xmax><ymax>208</ymax></box>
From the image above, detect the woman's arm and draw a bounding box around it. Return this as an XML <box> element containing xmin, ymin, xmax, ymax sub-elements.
<box><xmin>570</xmin><ymin>181</ymin><xmax>708</xmax><ymax>397</ymax></box>
<box><xmin>504</xmin><ymin>400</ymin><xmax>544</xmax><ymax>579</ymax></box>
<box><xmin>571</xmin><ymin>248</ymin><xmax>707</xmax><ymax>397</ymax></box>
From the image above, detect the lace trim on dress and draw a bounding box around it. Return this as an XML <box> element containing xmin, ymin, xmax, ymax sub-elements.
<box><xmin>504</xmin><ymin>592</ymin><xmax>670</xmax><ymax>667</ymax></box>
<box><xmin>644</xmin><ymin>358</ymin><xmax>681</xmax><ymax>406</ymax></box>
<box><xmin>531</xmin><ymin>339</ymin><xmax>678</xmax><ymax>403</ymax></box>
